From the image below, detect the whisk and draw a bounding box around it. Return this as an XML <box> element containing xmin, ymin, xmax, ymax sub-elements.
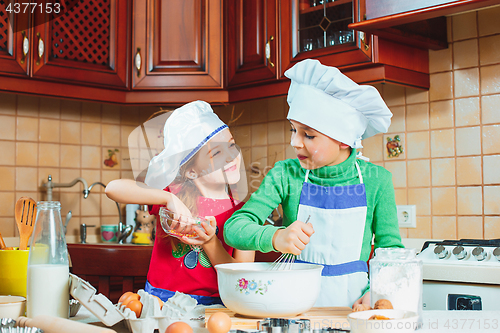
<box><xmin>268</xmin><ymin>215</ymin><xmax>311</xmax><ymax>271</ymax></box>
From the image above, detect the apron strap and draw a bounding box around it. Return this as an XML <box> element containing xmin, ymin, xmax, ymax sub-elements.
<box><xmin>295</xmin><ymin>259</ymin><xmax>368</xmax><ymax>277</ymax></box>
<box><xmin>304</xmin><ymin>169</ymin><xmax>310</xmax><ymax>183</ymax></box>
<box><xmin>355</xmin><ymin>161</ymin><xmax>364</xmax><ymax>184</ymax></box>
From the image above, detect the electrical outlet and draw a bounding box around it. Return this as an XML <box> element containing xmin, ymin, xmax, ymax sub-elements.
<box><xmin>397</xmin><ymin>205</ymin><xmax>416</xmax><ymax>228</ymax></box>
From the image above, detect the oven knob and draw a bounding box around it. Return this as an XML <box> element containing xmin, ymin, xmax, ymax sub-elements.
<box><xmin>453</xmin><ymin>246</ymin><xmax>467</xmax><ymax>260</ymax></box>
<box><xmin>434</xmin><ymin>245</ymin><xmax>448</xmax><ymax>259</ymax></box>
<box><xmin>493</xmin><ymin>247</ymin><xmax>500</xmax><ymax>261</ymax></box>
<box><xmin>472</xmin><ymin>246</ymin><xmax>487</xmax><ymax>261</ymax></box>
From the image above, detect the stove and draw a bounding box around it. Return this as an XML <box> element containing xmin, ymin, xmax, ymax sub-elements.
<box><xmin>417</xmin><ymin>239</ymin><xmax>500</xmax><ymax>311</ymax></box>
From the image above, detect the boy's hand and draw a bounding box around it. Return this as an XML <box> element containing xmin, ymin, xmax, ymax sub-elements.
<box><xmin>352</xmin><ymin>291</ymin><xmax>371</xmax><ymax>311</ymax></box>
<box><xmin>272</xmin><ymin>220</ymin><xmax>314</xmax><ymax>255</ymax></box>
<box><xmin>180</xmin><ymin>216</ymin><xmax>217</xmax><ymax>246</ymax></box>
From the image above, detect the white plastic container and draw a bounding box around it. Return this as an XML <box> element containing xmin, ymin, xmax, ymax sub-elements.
<box><xmin>69</xmin><ymin>274</ymin><xmax>198</xmax><ymax>333</ymax></box>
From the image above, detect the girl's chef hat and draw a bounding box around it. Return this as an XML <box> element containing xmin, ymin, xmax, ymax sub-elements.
<box><xmin>144</xmin><ymin>100</ymin><xmax>227</xmax><ymax>189</ymax></box>
<box><xmin>285</xmin><ymin>59</ymin><xmax>392</xmax><ymax>148</ymax></box>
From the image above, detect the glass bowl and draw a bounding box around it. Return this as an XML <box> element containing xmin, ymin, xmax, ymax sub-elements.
<box><xmin>159</xmin><ymin>208</ymin><xmax>208</xmax><ymax>239</ymax></box>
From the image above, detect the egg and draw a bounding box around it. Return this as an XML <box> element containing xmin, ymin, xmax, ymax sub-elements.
<box><xmin>118</xmin><ymin>291</ymin><xmax>134</xmax><ymax>304</ymax></box>
<box><xmin>165</xmin><ymin>321</ymin><xmax>193</xmax><ymax>333</ymax></box>
<box><xmin>126</xmin><ymin>299</ymin><xmax>143</xmax><ymax>318</ymax></box>
<box><xmin>206</xmin><ymin>311</ymin><xmax>232</xmax><ymax>333</ymax></box>
<box><xmin>121</xmin><ymin>293</ymin><xmax>140</xmax><ymax>307</ymax></box>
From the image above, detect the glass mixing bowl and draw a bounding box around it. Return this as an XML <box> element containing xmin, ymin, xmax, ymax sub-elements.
<box><xmin>159</xmin><ymin>208</ymin><xmax>208</xmax><ymax>239</ymax></box>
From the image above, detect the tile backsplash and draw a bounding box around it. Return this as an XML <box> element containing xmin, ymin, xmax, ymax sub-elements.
<box><xmin>0</xmin><ymin>95</ymin><xmax>160</xmax><ymax>242</ymax></box>
<box><xmin>1</xmin><ymin>7</ymin><xmax>499</xmax><ymax>243</ymax></box>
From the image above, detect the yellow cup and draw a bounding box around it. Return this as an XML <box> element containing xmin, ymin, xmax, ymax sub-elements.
<box><xmin>0</xmin><ymin>249</ymin><xmax>29</xmax><ymax>297</ymax></box>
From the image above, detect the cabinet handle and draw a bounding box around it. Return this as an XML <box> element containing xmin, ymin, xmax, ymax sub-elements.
<box><xmin>359</xmin><ymin>31</ymin><xmax>369</xmax><ymax>51</ymax></box>
<box><xmin>265</xmin><ymin>36</ymin><xmax>275</xmax><ymax>68</ymax></box>
<box><xmin>20</xmin><ymin>31</ymin><xmax>29</xmax><ymax>64</ymax></box>
<box><xmin>135</xmin><ymin>47</ymin><xmax>142</xmax><ymax>77</ymax></box>
<box><xmin>36</xmin><ymin>32</ymin><xmax>44</xmax><ymax>66</ymax></box>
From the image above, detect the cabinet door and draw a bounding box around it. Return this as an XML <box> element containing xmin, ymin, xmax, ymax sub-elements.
<box><xmin>132</xmin><ymin>0</ymin><xmax>223</xmax><ymax>89</ymax></box>
<box><xmin>226</xmin><ymin>0</ymin><xmax>278</xmax><ymax>87</ymax></box>
<box><xmin>0</xmin><ymin>0</ymin><xmax>31</xmax><ymax>76</ymax></box>
<box><xmin>280</xmin><ymin>0</ymin><xmax>373</xmax><ymax>77</ymax></box>
<box><xmin>30</xmin><ymin>0</ymin><xmax>128</xmax><ymax>88</ymax></box>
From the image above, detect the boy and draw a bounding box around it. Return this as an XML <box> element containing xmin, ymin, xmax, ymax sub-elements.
<box><xmin>224</xmin><ymin>59</ymin><xmax>404</xmax><ymax>308</ymax></box>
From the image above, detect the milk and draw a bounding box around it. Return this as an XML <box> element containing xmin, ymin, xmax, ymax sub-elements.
<box><xmin>27</xmin><ymin>264</ymin><xmax>70</xmax><ymax>318</ymax></box>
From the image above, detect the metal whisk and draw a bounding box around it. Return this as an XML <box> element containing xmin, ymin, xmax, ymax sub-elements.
<box><xmin>268</xmin><ymin>252</ymin><xmax>296</xmax><ymax>271</ymax></box>
<box><xmin>268</xmin><ymin>215</ymin><xmax>310</xmax><ymax>271</ymax></box>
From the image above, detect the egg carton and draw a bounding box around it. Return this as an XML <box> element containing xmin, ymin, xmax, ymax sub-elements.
<box><xmin>69</xmin><ymin>274</ymin><xmax>198</xmax><ymax>333</ymax></box>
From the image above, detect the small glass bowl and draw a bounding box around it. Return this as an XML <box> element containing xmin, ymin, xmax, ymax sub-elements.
<box><xmin>159</xmin><ymin>208</ymin><xmax>208</xmax><ymax>239</ymax></box>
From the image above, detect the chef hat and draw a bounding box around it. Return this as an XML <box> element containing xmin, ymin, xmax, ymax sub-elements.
<box><xmin>144</xmin><ymin>100</ymin><xmax>227</xmax><ymax>189</ymax></box>
<box><xmin>284</xmin><ymin>59</ymin><xmax>392</xmax><ymax>148</ymax></box>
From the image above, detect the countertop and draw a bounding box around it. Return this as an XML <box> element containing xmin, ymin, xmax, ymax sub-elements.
<box><xmin>73</xmin><ymin>306</ymin><xmax>500</xmax><ymax>333</ymax></box>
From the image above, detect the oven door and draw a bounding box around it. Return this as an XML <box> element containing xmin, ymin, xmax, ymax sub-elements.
<box><xmin>423</xmin><ymin>281</ymin><xmax>500</xmax><ymax>310</ymax></box>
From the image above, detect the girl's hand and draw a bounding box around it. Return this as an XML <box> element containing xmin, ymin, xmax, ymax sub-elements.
<box><xmin>272</xmin><ymin>220</ymin><xmax>314</xmax><ymax>255</ymax></box>
<box><xmin>180</xmin><ymin>216</ymin><xmax>217</xmax><ymax>246</ymax></box>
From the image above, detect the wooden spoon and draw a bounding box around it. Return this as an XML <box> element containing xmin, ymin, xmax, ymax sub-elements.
<box><xmin>0</xmin><ymin>231</ymin><xmax>6</xmax><ymax>249</ymax></box>
<box><xmin>15</xmin><ymin>197</ymin><xmax>37</xmax><ymax>251</ymax></box>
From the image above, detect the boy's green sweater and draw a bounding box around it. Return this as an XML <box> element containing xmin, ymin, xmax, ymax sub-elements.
<box><xmin>224</xmin><ymin>149</ymin><xmax>404</xmax><ymax>263</ymax></box>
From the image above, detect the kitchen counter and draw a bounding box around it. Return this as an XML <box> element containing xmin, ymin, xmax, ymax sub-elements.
<box><xmin>73</xmin><ymin>307</ymin><xmax>500</xmax><ymax>333</ymax></box>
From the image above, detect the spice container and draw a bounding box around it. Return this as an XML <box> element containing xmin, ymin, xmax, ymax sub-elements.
<box><xmin>369</xmin><ymin>248</ymin><xmax>423</xmax><ymax>319</ymax></box>
<box><xmin>27</xmin><ymin>201</ymin><xmax>70</xmax><ymax>318</ymax></box>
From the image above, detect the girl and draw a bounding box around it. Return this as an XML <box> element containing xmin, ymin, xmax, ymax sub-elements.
<box><xmin>224</xmin><ymin>59</ymin><xmax>404</xmax><ymax>309</ymax></box>
<box><xmin>106</xmin><ymin>101</ymin><xmax>254</xmax><ymax>305</ymax></box>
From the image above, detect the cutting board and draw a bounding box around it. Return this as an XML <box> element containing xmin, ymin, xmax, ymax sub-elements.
<box><xmin>205</xmin><ymin>307</ymin><xmax>352</xmax><ymax>330</ymax></box>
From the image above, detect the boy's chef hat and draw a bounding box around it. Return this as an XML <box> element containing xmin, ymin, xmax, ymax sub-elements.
<box><xmin>144</xmin><ymin>100</ymin><xmax>227</xmax><ymax>189</ymax></box>
<box><xmin>284</xmin><ymin>59</ymin><xmax>392</xmax><ymax>148</ymax></box>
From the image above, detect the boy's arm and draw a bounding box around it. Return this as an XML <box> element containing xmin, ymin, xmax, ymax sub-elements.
<box><xmin>372</xmin><ymin>174</ymin><xmax>404</xmax><ymax>250</ymax></box>
<box><xmin>224</xmin><ymin>163</ymin><xmax>287</xmax><ymax>253</ymax></box>
<box><xmin>105</xmin><ymin>179</ymin><xmax>191</xmax><ymax>216</ymax></box>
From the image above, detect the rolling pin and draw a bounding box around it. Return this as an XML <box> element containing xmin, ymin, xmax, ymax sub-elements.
<box><xmin>17</xmin><ymin>315</ymin><xmax>117</xmax><ymax>333</ymax></box>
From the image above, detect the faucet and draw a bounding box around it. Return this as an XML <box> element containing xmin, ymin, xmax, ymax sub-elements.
<box><xmin>43</xmin><ymin>175</ymin><xmax>89</xmax><ymax>201</ymax></box>
<box><xmin>87</xmin><ymin>182</ymin><xmax>133</xmax><ymax>244</ymax></box>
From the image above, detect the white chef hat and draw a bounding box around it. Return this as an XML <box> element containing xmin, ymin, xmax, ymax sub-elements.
<box><xmin>284</xmin><ymin>59</ymin><xmax>392</xmax><ymax>148</ymax></box>
<box><xmin>144</xmin><ymin>100</ymin><xmax>228</xmax><ymax>189</ymax></box>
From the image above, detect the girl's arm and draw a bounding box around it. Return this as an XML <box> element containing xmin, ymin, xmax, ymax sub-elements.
<box><xmin>105</xmin><ymin>179</ymin><xmax>192</xmax><ymax>216</ymax></box>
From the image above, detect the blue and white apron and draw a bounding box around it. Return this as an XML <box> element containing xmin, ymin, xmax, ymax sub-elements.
<box><xmin>296</xmin><ymin>162</ymin><xmax>368</xmax><ymax>307</ymax></box>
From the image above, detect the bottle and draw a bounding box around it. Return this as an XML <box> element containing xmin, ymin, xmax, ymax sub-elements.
<box><xmin>369</xmin><ymin>248</ymin><xmax>423</xmax><ymax>321</ymax></box>
<box><xmin>27</xmin><ymin>201</ymin><xmax>70</xmax><ymax>318</ymax></box>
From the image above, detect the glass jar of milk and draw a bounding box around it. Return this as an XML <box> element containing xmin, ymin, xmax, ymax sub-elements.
<box><xmin>27</xmin><ymin>201</ymin><xmax>69</xmax><ymax>318</ymax></box>
<box><xmin>370</xmin><ymin>248</ymin><xmax>423</xmax><ymax>320</ymax></box>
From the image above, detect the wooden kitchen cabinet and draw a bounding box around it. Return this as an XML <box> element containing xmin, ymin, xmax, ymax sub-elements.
<box><xmin>226</xmin><ymin>0</ymin><xmax>278</xmax><ymax>87</ymax></box>
<box><xmin>228</xmin><ymin>0</ymin><xmax>430</xmax><ymax>103</ymax></box>
<box><xmin>350</xmin><ymin>0</ymin><xmax>500</xmax><ymax>50</ymax></box>
<box><xmin>0</xmin><ymin>0</ymin><xmax>31</xmax><ymax>76</ymax></box>
<box><xmin>0</xmin><ymin>0</ymin><xmax>129</xmax><ymax>88</ymax></box>
<box><xmin>131</xmin><ymin>0</ymin><xmax>224</xmax><ymax>90</ymax></box>
<box><xmin>31</xmin><ymin>0</ymin><xmax>129</xmax><ymax>88</ymax></box>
